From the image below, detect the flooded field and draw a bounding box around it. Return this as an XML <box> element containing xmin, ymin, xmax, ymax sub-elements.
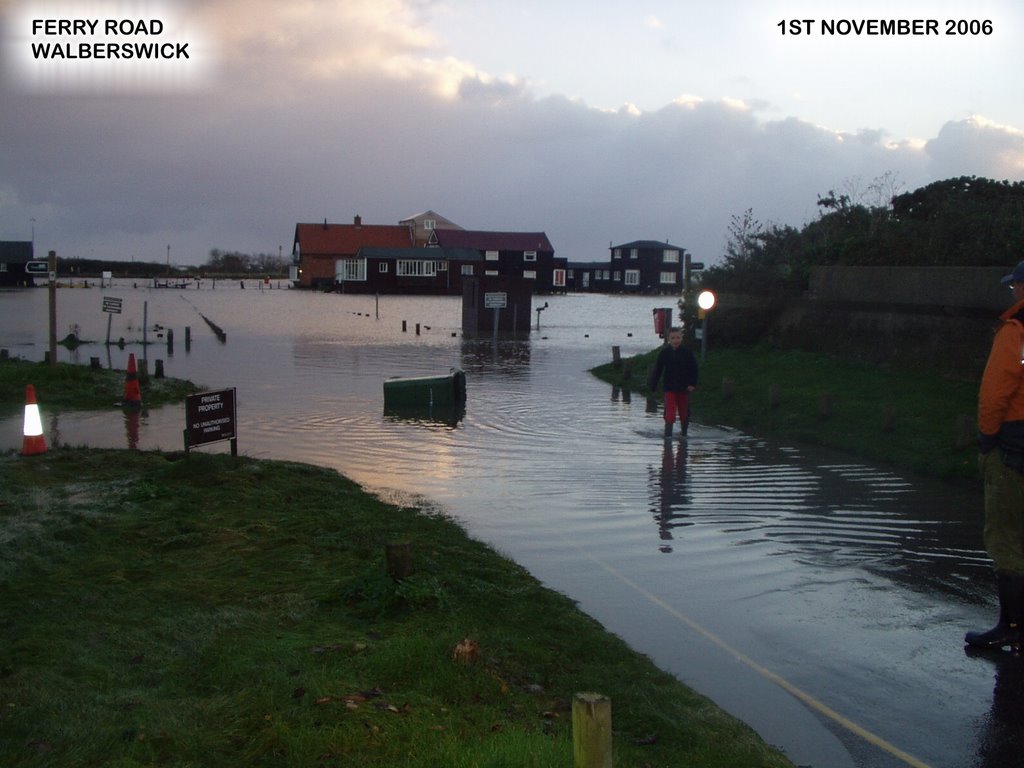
<box><xmin>0</xmin><ymin>283</ymin><xmax>1004</xmax><ymax>768</ymax></box>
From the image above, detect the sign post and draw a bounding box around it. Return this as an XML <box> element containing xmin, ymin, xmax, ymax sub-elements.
<box><xmin>102</xmin><ymin>296</ymin><xmax>123</xmax><ymax>346</ymax></box>
<box><xmin>47</xmin><ymin>250</ymin><xmax>57</xmax><ymax>367</ymax></box>
<box><xmin>484</xmin><ymin>291</ymin><xmax>507</xmax><ymax>342</ymax></box>
<box><xmin>184</xmin><ymin>388</ymin><xmax>238</xmax><ymax>456</ymax></box>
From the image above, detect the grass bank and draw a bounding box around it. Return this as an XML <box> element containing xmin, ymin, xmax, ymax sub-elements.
<box><xmin>0</xmin><ymin>357</ymin><xmax>200</xmax><ymax>416</ymax></box>
<box><xmin>0</xmin><ymin>448</ymin><xmax>794</xmax><ymax>768</ymax></box>
<box><xmin>593</xmin><ymin>344</ymin><xmax>980</xmax><ymax>483</ymax></box>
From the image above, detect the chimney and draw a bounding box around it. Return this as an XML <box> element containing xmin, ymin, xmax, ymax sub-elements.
<box><xmin>354</xmin><ymin>214</ymin><xmax>362</xmax><ymax>227</ymax></box>
<box><xmin>323</xmin><ymin>218</ymin><xmax>328</xmax><ymax>230</ymax></box>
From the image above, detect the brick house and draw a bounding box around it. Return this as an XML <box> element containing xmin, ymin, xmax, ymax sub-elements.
<box><xmin>292</xmin><ymin>216</ymin><xmax>412</xmax><ymax>289</ymax></box>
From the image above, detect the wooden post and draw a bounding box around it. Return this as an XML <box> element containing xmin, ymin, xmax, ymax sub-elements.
<box><xmin>721</xmin><ymin>376</ymin><xmax>735</xmax><ymax>401</ymax></box>
<box><xmin>573</xmin><ymin>692</ymin><xmax>612</xmax><ymax>768</ymax></box>
<box><xmin>155</xmin><ymin>359</ymin><xmax>165</xmax><ymax>378</ymax></box>
<box><xmin>611</xmin><ymin>345</ymin><xmax>621</xmax><ymax>368</ymax></box>
<box><xmin>166</xmin><ymin>328</ymin><xmax>174</xmax><ymax>354</ymax></box>
<box><xmin>185</xmin><ymin>326</ymin><xmax>192</xmax><ymax>351</ymax></box>
<box><xmin>386</xmin><ymin>542</ymin><xmax>413</xmax><ymax>581</ymax></box>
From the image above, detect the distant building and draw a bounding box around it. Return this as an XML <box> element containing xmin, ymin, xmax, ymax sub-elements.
<box><xmin>292</xmin><ymin>213</ymin><xmax>566</xmax><ymax>293</ymax></box>
<box><xmin>336</xmin><ymin>246</ymin><xmax>482</xmax><ymax>295</ymax></box>
<box><xmin>399</xmin><ymin>210</ymin><xmax>464</xmax><ymax>247</ymax></box>
<box><xmin>0</xmin><ymin>241</ymin><xmax>35</xmax><ymax>287</ymax></box>
<box><xmin>430</xmin><ymin>229</ymin><xmax>567</xmax><ymax>293</ymax></box>
<box><xmin>608</xmin><ymin>240</ymin><xmax>686</xmax><ymax>294</ymax></box>
<box><xmin>566</xmin><ymin>261</ymin><xmax>613</xmax><ymax>293</ymax></box>
<box><xmin>292</xmin><ymin>216</ymin><xmax>412</xmax><ymax>289</ymax></box>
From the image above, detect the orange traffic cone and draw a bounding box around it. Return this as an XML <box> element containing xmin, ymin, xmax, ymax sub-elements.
<box><xmin>21</xmin><ymin>384</ymin><xmax>47</xmax><ymax>456</ymax></box>
<box><xmin>123</xmin><ymin>352</ymin><xmax>142</xmax><ymax>408</ymax></box>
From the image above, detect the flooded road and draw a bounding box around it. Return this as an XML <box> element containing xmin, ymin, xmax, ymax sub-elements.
<box><xmin>0</xmin><ymin>285</ymin><xmax>1006</xmax><ymax>768</ymax></box>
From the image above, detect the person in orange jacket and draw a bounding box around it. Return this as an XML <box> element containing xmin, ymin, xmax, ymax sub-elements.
<box><xmin>967</xmin><ymin>261</ymin><xmax>1024</xmax><ymax>650</ymax></box>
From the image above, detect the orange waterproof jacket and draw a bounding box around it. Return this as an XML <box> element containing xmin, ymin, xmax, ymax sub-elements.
<box><xmin>978</xmin><ymin>298</ymin><xmax>1024</xmax><ymax>439</ymax></box>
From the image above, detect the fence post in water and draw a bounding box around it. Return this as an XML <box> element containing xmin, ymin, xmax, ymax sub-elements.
<box><xmin>386</xmin><ymin>542</ymin><xmax>413</xmax><ymax>581</ymax></box>
<box><xmin>185</xmin><ymin>326</ymin><xmax>192</xmax><ymax>351</ymax></box>
<box><xmin>166</xmin><ymin>328</ymin><xmax>174</xmax><ymax>355</ymax></box>
<box><xmin>573</xmin><ymin>692</ymin><xmax>612</xmax><ymax>768</ymax></box>
<box><xmin>155</xmin><ymin>359</ymin><xmax>165</xmax><ymax>378</ymax></box>
<box><xmin>402</xmin><ymin>320</ymin><xmax>407</xmax><ymax>333</ymax></box>
<box><xmin>90</xmin><ymin>356</ymin><xmax>100</xmax><ymax>369</ymax></box>
<box><xmin>611</xmin><ymin>346</ymin><xmax>621</xmax><ymax>368</ymax></box>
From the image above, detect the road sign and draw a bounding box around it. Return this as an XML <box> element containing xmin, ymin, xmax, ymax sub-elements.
<box><xmin>102</xmin><ymin>297</ymin><xmax>123</xmax><ymax>314</ymax></box>
<box><xmin>689</xmin><ymin>261</ymin><xmax>705</xmax><ymax>271</ymax></box>
<box><xmin>484</xmin><ymin>291</ymin><xmax>508</xmax><ymax>309</ymax></box>
<box><xmin>185</xmin><ymin>388</ymin><xmax>238</xmax><ymax>453</ymax></box>
<box><xmin>24</xmin><ymin>260</ymin><xmax>48</xmax><ymax>274</ymax></box>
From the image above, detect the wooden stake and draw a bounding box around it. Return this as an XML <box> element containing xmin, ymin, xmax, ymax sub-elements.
<box><xmin>573</xmin><ymin>692</ymin><xmax>612</xmax><ymax>768</ymax></box>
<box><xmin>386</xmin><ymin>542</ymin><xmax>413</xmax><ymax>581</ymax></box>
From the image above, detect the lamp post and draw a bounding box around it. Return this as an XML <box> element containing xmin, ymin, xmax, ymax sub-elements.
<box><xmin>697</xmin><ymin>290</ymin><xmax>716</xmax><ymax>362</ymax></box>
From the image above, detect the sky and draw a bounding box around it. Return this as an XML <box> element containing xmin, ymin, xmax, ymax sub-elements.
<box><xmin>1</xmin><ymin>0</ymin><xmax>1022</xmax><ymax>267</ymax></box>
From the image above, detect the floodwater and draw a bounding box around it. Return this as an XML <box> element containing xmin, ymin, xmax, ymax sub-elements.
<box><xmin>0</xmin><ymin>284</ymin><xmax>1011</xmax><ymax>768</ymax></box>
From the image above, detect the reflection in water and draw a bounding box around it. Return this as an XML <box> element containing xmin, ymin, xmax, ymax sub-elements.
<box><xmin>651</xmin><ymin>440</ymin><xmax>692</xmax><ymax>551</ymax></box>
<box><xmin>644</xmin><ymin>430</ymin><xmax>990</xmax><ymax>602</ymax></box>
<box><xmin>382</xmin><ymin>404</ymin><xmax>466</xmax><ymax>429</ymax></box>
<box><xmin>969</xmin><ymin>649</ymin><xmax>1024</xmax><ymax>767</ymax></box>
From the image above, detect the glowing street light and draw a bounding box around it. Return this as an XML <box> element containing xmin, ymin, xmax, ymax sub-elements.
<box><xmin>696</xmin><ymin>290</ymin><xmax>716</xmax><ymax>361</ymax></box>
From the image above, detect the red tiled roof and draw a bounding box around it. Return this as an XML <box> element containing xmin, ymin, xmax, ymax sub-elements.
<box><xmin>433</xmin><ymin>229</ymin><xmax>553</xmax><ymax>252</ymax></box>
<box><xmin>294</xmin><ymin>222</ymin><xmax>412</xmax><ymax>255</ymax></box>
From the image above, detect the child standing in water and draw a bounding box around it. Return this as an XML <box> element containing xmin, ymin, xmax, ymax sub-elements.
<box><xmin>647</xmin><ymin>327</ymin><xmax>699</xmax><ymax>440</ymax></box>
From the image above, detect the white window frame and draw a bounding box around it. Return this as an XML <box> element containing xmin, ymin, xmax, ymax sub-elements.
<box><xmin>485</xmin><ymin>269</ymin><xmax>499</xmax><ymax>276</ymax></box>
<box><xmin>663</xmin><ymin>249</ymin><xmax>680</xmax><ymax>263</ymax></box>
<box><xmin>624</xmin><ymin>269</ymin><xmax>640</xmax><ymax>286</ymax></box>
<box><xmin>397</xmin><ymin>260</ymin><xmax>438</xmax><ymax>277</ymax></box>
<box><xmin>660</xmin><ymin>271</ymin><xmax>678</xmax><ymax>284</ymax></box>
<box><xmin>612</xmin><ymin>248</ymin><xmax>621</xmax><ymax>260</ymax></box>
<box><xmin>553</xmin><ymin>268</ymin><xmax>566</xmax><ymax>287</ymax></box>
<box><xmin>485</xmin><ymin>250</ymin><xmax>499</xmax><ymax>261</ymax></box>
<box><xmin>524</xmin><ymin>250</ymin><xmax>537</xmax><ymax>262</ymax></box>
<box><xmin>523</xmin><ymin>270</ymin><xmax>537</xmax><ymax>280</ymax></box>
<box><xmin>461</xmin><ymin>265</ymin><xmax>474</xmax><ymax>276</ymax></box>
<box><xmin>437</xmin><ymin>261</ymin><xmax>447</xmax><ymax>272</ymax></box>
<box><xmin>336</xmin><ymin>258</ymin><xmax>366</xmax><ymax>281</ymax></box>
<box><xmin>613</xmin><ymin>271</ymin><xmax>622</xmax><ymax>282</ymax></box>
<box><xmin>378</xmin><ymin>263</ymin><xmax>388</xmax><ymax>273</ymax></box>
<box><xmin>629</xmin><ymin>248</ymin><xmax>638</xmax><ymax>260</ymax></box>
<box><xmin>423</xmin><ymin>219</ymin><xmax>436</xmax><ymax>230</ymax></box>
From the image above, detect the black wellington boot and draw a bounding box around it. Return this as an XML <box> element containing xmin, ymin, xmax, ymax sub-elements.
<box><xmin>965</xmin><ymin>572</ymin><xmax>1024</xmax><ymax>650</ymax></box>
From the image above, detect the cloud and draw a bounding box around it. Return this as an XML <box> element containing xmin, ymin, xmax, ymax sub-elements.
<box><xmin>0</xmin><ymin>0</ymin><xmax>1021</xmax><ymax>267</ymax></box>
<box><xmin>926</xmin><ymin>117</ymin><xmax>1024</xmax><ymax>178</ymax></box>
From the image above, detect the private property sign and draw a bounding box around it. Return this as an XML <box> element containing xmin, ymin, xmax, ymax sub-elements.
<box><xmin>184</xmin><ymin>387</ymin><xmax>237</xmax><ymax>454</ymax></box>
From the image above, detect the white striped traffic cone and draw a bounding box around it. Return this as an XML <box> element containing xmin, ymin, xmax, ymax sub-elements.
<box><xmin>21</xmin><ymin>384</ymin><xmax>47</xmax><ymax>456</ymax></box>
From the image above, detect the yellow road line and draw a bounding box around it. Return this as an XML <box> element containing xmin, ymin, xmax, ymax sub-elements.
<box><xmin>579</xmin><ymin>549</ymin><xmax>934</xmax><ymax>768</ymax></box>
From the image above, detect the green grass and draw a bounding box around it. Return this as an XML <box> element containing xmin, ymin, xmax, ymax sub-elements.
<box><xmin>0</xmin><ymin>357</ymin><xmax>200</xmax><ymax>416</ymax></box>
<box><xmin>0</xmin><ymin>449</ymin><xmax>794</xmax><ymax>768</ymax></box>
<box><xmin>594</xmin><ymin>344</ymin><xmax>980</xmax><ymax>482</ymax></box>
